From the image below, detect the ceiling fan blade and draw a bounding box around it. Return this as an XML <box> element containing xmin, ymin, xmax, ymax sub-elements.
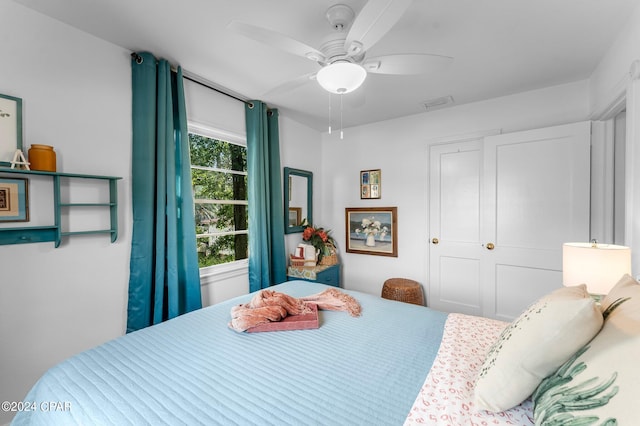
<box><xmin>262</xmin><ymin>72</ymin><xmax>318</xmax><ymax>97</ymax></box>
<box><xmin>228</xmin><ymin>21</ymin><xmax>326</xmax><ymax>63</ymax></box>
<box><xmin>344</xmin><ymin>0</ymin><xmax>413</xmax><ymax>56</ymax></box>
<box><xmin>363</xmin><ymin>54</ymin><xmax>453</xmax><ymax>75</ymax></box>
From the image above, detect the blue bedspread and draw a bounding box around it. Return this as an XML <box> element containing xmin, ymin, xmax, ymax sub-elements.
<box><xmin>12</xmin><ymin>281</ymin><xmax>447</xmax><ymax>425</ymax></box>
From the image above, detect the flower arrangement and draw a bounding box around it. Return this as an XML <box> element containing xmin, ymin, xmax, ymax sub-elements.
<box><xmin>302</xmin><ymin>224</ymin><xmax>336</xmax><ymax>262</ymax></box>
<box><xmin>355</xmin><ymin>217</ymin><xmax>388</xmax><ymax>246</ymax></box>
<box><xmin>356</xmin><ymin>217</ymin><xmax>389</xmax><ymax>237</ymax></box>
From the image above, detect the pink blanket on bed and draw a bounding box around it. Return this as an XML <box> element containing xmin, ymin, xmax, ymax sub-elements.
<box><xmin>228</xmin><ymin>288</ymin><xmax>361</xmax><ymax>332</ymax></box>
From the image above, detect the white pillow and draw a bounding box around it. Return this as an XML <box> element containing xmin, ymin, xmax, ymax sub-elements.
<box><xmin>533</xmin><ymin>274</ymin><xmax>640</xmax><ymax>424</ymax></box>
<box><xmin>473</xmin><ymin>284</ymin><xmax>603</xmax><ymax>412</ymax></box>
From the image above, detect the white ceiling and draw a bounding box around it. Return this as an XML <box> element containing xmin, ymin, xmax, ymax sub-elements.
<box><xmin>13</xmin><ymin>0</ymin><xmax>639</xmax><ymax>131</ymax></box>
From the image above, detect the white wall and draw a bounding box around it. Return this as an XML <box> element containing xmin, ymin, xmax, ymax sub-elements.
<box><xmin>589</xmin><ymin>3</ymin><xmax>640</xmax><ymax>115</ymax></box>
<box><xmin>320</xmin><ymin>81</ymin><xmax>591</xmax><ymax>297</ymax></box>
<box><xmin>280</xmin><ymin>116</ymin><xmax>323</xmax><ymax>259</ymax></box>
<box><xmin>0</xmin><ymin>2</ymin><xmax>131</xmax><ymax>424</ymax></box>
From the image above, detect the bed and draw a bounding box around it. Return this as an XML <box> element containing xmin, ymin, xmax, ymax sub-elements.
<box><xmin>12</xmin><ymin>277</ymin><xmax>639</xmax><ymax>425</ymax></box>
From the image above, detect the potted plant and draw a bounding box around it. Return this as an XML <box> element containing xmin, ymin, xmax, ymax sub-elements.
<box><xmin>302</xmin><ymin>224</ymin><xmax>337</xmax><ymax>265</ymax></box>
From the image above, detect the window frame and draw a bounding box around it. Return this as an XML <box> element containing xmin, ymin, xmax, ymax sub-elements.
<box><xmin>188</xmin><ymin>121</ymin><xmax>248</xmax><ymax>273</ymax></box>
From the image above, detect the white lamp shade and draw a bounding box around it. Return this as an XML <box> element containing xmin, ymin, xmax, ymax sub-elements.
<box><xmin>316</xmin><ymin>62</ymin><xmax>367</xmax><ymax>94</ymax></box>
<box><xmin>562</xmin><ymin>242</ymin><xmax>631</xmax><ymax>295</ymax></box>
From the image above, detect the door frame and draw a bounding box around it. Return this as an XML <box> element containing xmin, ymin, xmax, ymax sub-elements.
<box><xmin>590</xmin><ymin>60</ymin><xmax>640</xmax><ymax>275</ymax></box>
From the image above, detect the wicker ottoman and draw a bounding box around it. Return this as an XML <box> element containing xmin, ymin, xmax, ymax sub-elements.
<box><xmin>381</xmin><ymin>278</ymin><xmax>424</xmax><ymax>306</ymax></box>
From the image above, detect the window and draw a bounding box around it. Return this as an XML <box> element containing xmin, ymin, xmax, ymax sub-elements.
<box><xmin>189</xmin><ymin>126</ymin><xmax>248</xmax><ymax>268</ymax></box>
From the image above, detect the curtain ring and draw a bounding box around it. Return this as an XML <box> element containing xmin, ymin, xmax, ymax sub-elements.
<box><xmin>131</xmin><ymin>52</ymin><xmax>143</xmax><ymax>64</ymax></box>
<box><xmin>247</xmin><ymin>102</ymin><xmax>254</xmax><ymax>109</ymax></box>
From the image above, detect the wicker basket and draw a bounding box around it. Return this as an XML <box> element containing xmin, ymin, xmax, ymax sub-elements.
<box><xmin>319</xmin><ymin>253</ymin><xmax>338</xmax><ymax>266</ymax></box>
<box><xmin>381</xmin><ymin>278</ymin><xmax>425</xmax><ymax>306</ymax></box>
<box><xmin>318</xmin><ymin>245</ymin><xmax>338</xmax><ymax>266</ymax></box>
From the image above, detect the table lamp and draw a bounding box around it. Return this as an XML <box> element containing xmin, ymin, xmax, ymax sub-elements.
<box><xmin>562</xmin><ymin>241</ymin><xmax>631</xmax><ymax>298</ymax></box>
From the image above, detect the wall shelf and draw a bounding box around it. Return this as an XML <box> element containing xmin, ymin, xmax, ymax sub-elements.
<box><xmin>0</xmin><ymin>168</ymin><xmax>122</xmax><ymax>247</ymax></box>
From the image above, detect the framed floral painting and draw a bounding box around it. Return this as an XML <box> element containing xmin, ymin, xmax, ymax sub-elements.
<box><xmin>345</xmin><ymin>207</ymin><xmax>397</xmax><ymax>257</ymax></box>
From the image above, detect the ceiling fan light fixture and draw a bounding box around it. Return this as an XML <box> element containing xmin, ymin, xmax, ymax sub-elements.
<box><xmin>316</xmin><ymin>62</ymin><xmax>367</xmax><ymax>94</ymax></box>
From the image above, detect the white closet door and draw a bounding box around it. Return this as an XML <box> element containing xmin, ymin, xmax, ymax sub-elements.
<box><xmin>428</xmin><ymin>122</ymin><xmax>591</xmax><ymax>321</ymax></box>
<box><xmin>481</xmin><ymin>121</ymin><xmax>591</xmax><ymax>320</ymax></box>
<box><xmin>428</xmin><ymin>139</ymin><xmax>483</xmax><ymax>316</ymax></box>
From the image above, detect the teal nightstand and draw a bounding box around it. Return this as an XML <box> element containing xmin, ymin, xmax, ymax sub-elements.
<box><xmin>287</xmin><ymin>264</ymin><xmax>341</xmax><ymax>288</ymax></box>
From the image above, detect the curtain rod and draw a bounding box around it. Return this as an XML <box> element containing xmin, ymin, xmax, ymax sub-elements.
<box><xmin>182</xmin><ymin>72</ymin><xmax>250</xmax><ymax>106</ymax></box>
<box><xmin>130</xmin><ymin>52</ymin><xmax>252</xmax><ymax>107</ymax></box>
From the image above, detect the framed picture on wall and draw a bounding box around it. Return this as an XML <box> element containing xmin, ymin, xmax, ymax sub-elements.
<box><xmin>0</xmin><ymin>93</ymin><xmax>23</xmax><ymax>167</ymax></box>
<box><xmin>360</xmin><ymin>169</ymin><xmax>381</xmax><ymax>199</ymax></box>
<box><xmin>345</xmin><ymin>207</ymin><xmax>397</xmax><ymax>257</ymax></box>
<box><xmin>0</xmin><ymin>177</ymin><xmax>29</xmax><ymax>222</ymax></box>
<box><xmin>288</xmin><ymin>207</ymin><xmax>302</xmax><ymax>226</ymax></box>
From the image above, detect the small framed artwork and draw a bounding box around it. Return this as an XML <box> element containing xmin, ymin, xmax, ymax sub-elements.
<box><xmin>0</xmin><ymin>177</ymin><xmax>29</xmax><ymax>222</ymax></box>
<box><xmin>360</xmin><ymin>169</ymin><xmax>381</xmax><ymax>199</ymax></box>
<box><xmin>288</xmin><ymin>207</ymin><xmax>302</xmax><ymax>226</ymax></box>
<box><xmin>345</xmin><ymin>207</ymin><xmax>397</xmax><ymax>257</ymax></box>
<box><xmin>0</xmin><ymin>94</ymin><xmax>23</xmax><ymax>167</ymax></box>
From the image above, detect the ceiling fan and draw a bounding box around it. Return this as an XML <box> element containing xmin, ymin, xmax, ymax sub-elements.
<box><xmin>228</xmin><ymin>0</ymin><xmax>453</xmax><ymax>96</ymax></box>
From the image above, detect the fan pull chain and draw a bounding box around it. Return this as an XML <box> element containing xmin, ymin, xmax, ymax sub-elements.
<box><xmin>328</xmin><ymin>94</ymin><xmax>332</xmax><ymax>135</ymax></box>
<box><xmin>340</xmin><ymin>93</ymin><xmax>344</xmax><ymax>140</ymax></box>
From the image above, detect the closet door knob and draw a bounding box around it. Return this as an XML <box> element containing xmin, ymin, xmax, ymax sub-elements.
<box><xmin>432</xmin><ymin>238</ymin><xmax>439</xmax><ymax>245</ymax></box>
<box><xmin>486</xmin><ymin>242</ymin><xmax>495</xmax><ymax>250</ymax></box>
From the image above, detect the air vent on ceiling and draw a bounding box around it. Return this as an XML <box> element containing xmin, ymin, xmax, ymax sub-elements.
<box><xmin>422</xmin><ymin>95</ymin><xmax>454</xmax><ymax>111</ymax></box>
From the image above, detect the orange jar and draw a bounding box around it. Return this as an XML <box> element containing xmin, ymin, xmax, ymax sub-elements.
<box><xmin>28</xmin><ymin>144</ymin><xmax>57</xmax><ymax>172</ymax></box>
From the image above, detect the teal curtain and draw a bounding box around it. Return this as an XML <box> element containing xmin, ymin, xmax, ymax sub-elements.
<box><xmin>127</xmin><ymin>52</ymin><xmax>202</xmax><ymax>333</ymax></box>
<box><xmin>245</xmin><ymin>101</ymin><xmax>287</xmax><ymax>292</ymax></box>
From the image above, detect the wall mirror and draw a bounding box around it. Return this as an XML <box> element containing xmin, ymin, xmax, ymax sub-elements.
<box><xmin>284</xmin><ymin>167</ymin><xmax>312</xmax><ymax>234</ymax></box>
